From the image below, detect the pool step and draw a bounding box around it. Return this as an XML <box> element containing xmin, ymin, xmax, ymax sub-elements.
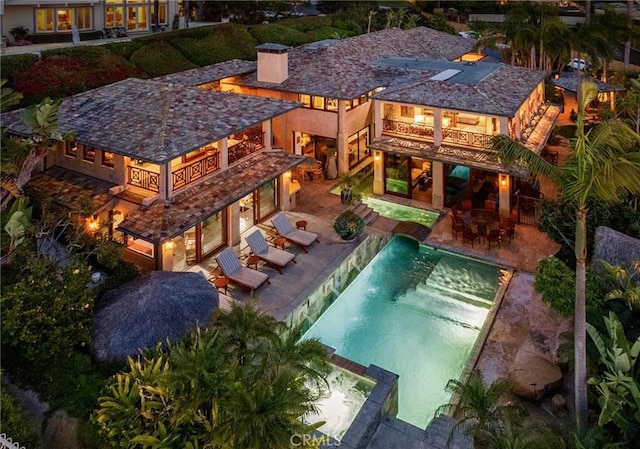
<box><xmin>352</xmin><ymin>202</ymin><xmax>379</xmax><ymax>225</ymax></box>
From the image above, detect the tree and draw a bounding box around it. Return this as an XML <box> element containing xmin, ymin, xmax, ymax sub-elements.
<box><xmin>615</xmin><ymin>77</ymin><xmax>640</xmax><ymax>134</ymax></box>
<box><xmin>94</xmin><ymin>302</ymin><xmax>329</xmax><ymax>449</ymax></box>
<box><xmin>437</xmin><ymin>369</ymin><xmax>523</xmax><ymax>449</ymax></box>
<box><xmin>493</xmin><ymin>80</ymin><xmax>640</xmax><ymax>428</ymax></box>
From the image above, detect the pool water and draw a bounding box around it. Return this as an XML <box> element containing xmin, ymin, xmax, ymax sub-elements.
<box><xmin>305</xmin><ymin>365</ymin><xmax>375</xmax><ymax>441</ymax></box>
<box><xmin>302</xmin><ymin>236</ymin><xmax>506</xmax><ymax>428</ymax></box>
<box><xmin>364</xmin><ymin>197</ymin><xmax>439</xmax><ymax>228</ymax></box>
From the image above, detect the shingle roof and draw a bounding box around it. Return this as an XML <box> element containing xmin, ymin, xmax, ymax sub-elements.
<box><xmin>552</xmin><ymin>74</ymin><xmax>626</xmax><ymax>94</ymax></box>
<box><xmin>29</xmin><ymin>166</ymin><xmax>116</xmax><ymax>211</ymax></box>
<box><xmin>117</xmin><ymin>150</ymin><xmax>305</xmax><ymax>242</ymax></box>
<box><xmin>154</xmin><ymin>59</ymin><xmax>257</xmax><ymax>86</ymax></box>
<box><xmin>1</xmin><ymin>78</ymin><xmax>300</xmax><ymax>164</ymax></box>
<box><xmin>373</xmin><ymin>62</ymin><xmax>546</xmax><ymax>117</ymax></box>
<box><xmin>237</xmin><ymin>27</ymin><xmax>476</xmax><ymax>99</ymax></box>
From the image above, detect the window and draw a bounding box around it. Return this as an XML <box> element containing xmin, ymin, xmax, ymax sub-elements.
<box><xmin>102</xmin><ymin>151</ymin><xmax>115</xmax><ymax>168</ymax></box>
<box><xmin>105</xmin><ymin>6</ymin><xmax>124</xmax><ymax>28</ymax></box>
<box><xmin>312</xmin><ymin>96</ymin><xmax>325</xmax><ymax>110</ymax></box>
<box><xmin>65</xmin><ymin>141</ymin><xmax>78</xmax><ymax>158</ymax></box>
<box><xmin>37</xmin><ymin>9</ymin><xmax>54</xmax><ymax>32</ymax></box>
<box><xmin>344</xmin><ymin>100</ymin><xmax>353</xmax><ymax>111</ymax></box>
<box><xmin>36</xmin><ymin>6</ymin><xmax>92</xmax><ymax>32</ymax></box>
<box><xmin>299</xmin><ymin>94</ymin><xmax>311</xmax><ymax>108</ymax></box>
<box><xmin>347</xmin><ymin>127</ymin><xmax>370</xmax><ymax>169</ymax></box>
<box><xmin>77</xmin><ymin>8</ymin><xmax>92</xmax><ymax>30</ymax></box>
<box><xmin>327</xmin><ymin>98</ymin><xmax>338</xmax><ymax>111</ymax></box>
<box><xmin>151</xmin><ymin>1</ymin><xmax>168</xmax><ymax>25</ymax></box>
<box><xmin>400</xmin><ymin>106</ymin><xmax>414</xmax><ymax>118</ymax></box>
<box><xmin>83</xmin><ymin>145</ymin><xmax>95</xmax><ymax>163</ymax></box>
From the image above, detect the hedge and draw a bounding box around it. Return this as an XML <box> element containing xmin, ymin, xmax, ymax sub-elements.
<box><xmin>305</xmin><ymin>26</ymin><xmax>356</xmax><ymax>41</ymax></box>
<box><xmin>248</xmin><ymin>24</ymin><xmax>311</xmax><ymax>47</ymax></box>
<box><xmin>130</xmin><ymin>41</ymin><xmax>198</xmax><ymax>77</ymax></box>
<box><xmin>0</xmin><ymin>53</ymin><xmax>39</xmax><ymax>85</ymax></box>
<box><xmin>41</xmin><ymin>45</ymin><xmax>113</xmax><ymax>60</ymax></box>
<box><xmin>277</xmin><ymin>16</ymin><xmax>334</xmax><ymax>31</ymax></box>
<box><xmin>25</xmin><ymin>30</ymin><xmax>104</xmax><ymax>44</ymax></box>
<box><xmin>103</xmin><ymin>40</ymin><xmax>146</xmax><ymax>60</ymax></box>
<box><xmin>134</xmin><ymin>22</ymin><xmax>244</xmax><ymax>44</ymax></box>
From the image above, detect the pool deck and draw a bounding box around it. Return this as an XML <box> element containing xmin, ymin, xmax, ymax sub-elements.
<box><xmin>192</xmin><ymin>177</ymin><xmax>567</xmax><ymax>449</ymax></box>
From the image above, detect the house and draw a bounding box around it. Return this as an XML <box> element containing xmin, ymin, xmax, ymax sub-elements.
<box><xmin>2</xmin><ymin>26</ymin><xmax>560</xmax><ymax>271</ymax></box>
<box><xmin>161</xmin><ymin>27</ymin><xmax>560</xmax><ymax>217</ymax></box>
<box><xmin>1</xmin><ymin>0</ymin><xmax>177</xmax><ymax>40</ymax></box>
<box><xmin>1</xmin><ymin>76</ymin><xmax>303</xmax><ymax>271</ymax></box>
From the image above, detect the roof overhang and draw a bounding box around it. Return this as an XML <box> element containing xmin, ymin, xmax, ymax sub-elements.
<box><xmin>117</xmin><ymin>150</ymin><xmax>306</xmax><ymax>242</ymax></box>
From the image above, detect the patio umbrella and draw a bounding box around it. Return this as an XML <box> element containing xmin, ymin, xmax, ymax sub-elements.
<box><xmin>92</xmin><ymin>271</ymin><xmax>218</xmax><ymax>361</ymax></box>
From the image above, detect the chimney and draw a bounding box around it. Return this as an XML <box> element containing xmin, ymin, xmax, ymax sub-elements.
<box><xmin>256</xmin><ymin>43</ymin><xmax>290</xmax><ymax>84</ymax></box>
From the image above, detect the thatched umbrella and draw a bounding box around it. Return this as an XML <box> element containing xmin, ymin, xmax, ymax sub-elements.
<box><xmin>93</xmin><ymin>271</ymin><xmax>218</xmax><ymax>361</ymax></box>
<box><xmin>592</xmin><ymin>226</ymin><xmax>640</xmax><ymax>273</ymax></box>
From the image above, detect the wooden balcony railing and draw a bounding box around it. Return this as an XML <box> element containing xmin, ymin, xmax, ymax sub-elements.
<box><xmin>228</xmin><ymin>133</ymin><xmax>264</xmax><ymax>165</ymax></box>
<box><xmin>172</xmin><ymin>152</ymin><xmax>220</xmax><ymax>191</ymax></box>
<box><xmin>128</xmin><ymin>165</ymin><xmax>159</xmax><ymax>193</ymax></box>
<box><xmin>442</xmin><ymin>128</ymin><xmax>493</xmax><ymax>149</ymax></box>
<box><xmin>382</xmin><ymin>119</ymin><xmax>434</xmax><ymax>140</ymax></box>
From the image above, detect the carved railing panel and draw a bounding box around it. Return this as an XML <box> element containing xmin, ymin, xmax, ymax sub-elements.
<box><xmin>128</xmin><ymin>166</ymin><xmax>159</xmax><ymax>193</ymax></box>
<box><xmin>382</xmin><ymin>119</ymin><xmax>434</xmax><ymax>140</ymax></box>
<box><xmin>172</xmin><ymin>152</ymin><xmax>220</xmax><ymax>191</ymax></box>
<box><xmin>228</xmin><ymin>133</ymin><xmax>264</xmax><ymax>165</ymax></box>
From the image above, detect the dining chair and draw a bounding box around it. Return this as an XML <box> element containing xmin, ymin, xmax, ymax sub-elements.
<box><xmin>462</xmin><ymin>226</ymin><xmax>479</xmax><ymax>247</ymax></box>
<box><xmin>487</xmin><ymin>229</ymin><xmax>501</xmax><ymax>249</ymax></box>
<box><xmin>451</xmin><ymin>216</ymin><xmax>464</xmax><ymax>240</ymax></box>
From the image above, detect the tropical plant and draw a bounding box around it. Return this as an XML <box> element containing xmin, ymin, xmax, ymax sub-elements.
<box><xmin>93</xmin><ymin>302</ymin><xmax>329</xmax><ymax>449</ymax></box>
<box><xmin>600</xmin><ymin>261</ymin><xmax>640</xmax><ymax>311</ymax></box>
<box><xmin>615</xmin><ymin>77</ymin><xmax>640</xmax><ymax>134</ymax></box>
<box><xmin>587</xmin><ymin>311</ymin><xmax>640</xmax><ymax>442</ymax></box>
<box><xmin>492</xmin><ymin>79</ymin><xmax>640</xmax><ymax>427</ymax></box>
<box><xmin>0</xmin><ymin>92</ymin><xmax>74</xmax><ymax>213</ymax></box>
<box><xmin>333</xmin><ymin>209</ymin><xmax>365</xmax><ymax>240</ymax></box>
<box><xmin>1</xmin><ymin>195</ymin><xmax>32</xmax><ymax>264</ymax></box>
<box><xmin>438</xmin><ymin>369</ymin><xmax>523</xmax><ymax>449</ymax></box>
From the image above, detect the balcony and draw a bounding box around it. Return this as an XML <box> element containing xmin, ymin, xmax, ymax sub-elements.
<box><xmin>172</xmin><ymin>152</ymin><xmax>220</xmax><ymax>191</ymax></box>
<box><xmin>383</xmin><ymin>119</ymin><xmax>434</xmax><ymax>141</ymax></box>
<box><xmin>228</xmin><ymin>133</ymin><xmax>265</xmax><ymax>165</ymax></box>
<box><xmin>442</xmin><ymin>127</ymin><xmax>493</xmax><ymax>150</ymax></box>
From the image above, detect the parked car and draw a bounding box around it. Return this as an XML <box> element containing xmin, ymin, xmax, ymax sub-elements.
<box><xmin>568</xmin><ymin>58</ymin><xmax>589</xmax><ymax>70</ymax></box>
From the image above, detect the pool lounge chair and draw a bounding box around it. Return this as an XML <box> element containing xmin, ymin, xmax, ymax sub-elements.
<box><xmin>271</xmin><ymin>212</ymin><xmax>319</xmax><ymax>253</ymax></box>
<box><xmin>215</xmin><ymin>247</ymin><xmax>269</xmax><ymax>294</ymax></box>
<box><xmin>245</xmin><ymin>230</ymin><xmax>296</xmax><ymax>274</ymax></box>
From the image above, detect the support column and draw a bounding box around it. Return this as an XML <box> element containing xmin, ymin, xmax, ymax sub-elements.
<box><xmin>373</xmin><ymin>100</ymin><xmax>382</xmax><ymax>138</ymax></box>
<box><xmin>159</xmin><ymin>164</ymin><xmax>168</xmax><ymax>200</ymax></box>
<box><xmin>432</xmin><ymin>161</ymin><xmax>445</xmax><ymax>210</ymax></box>
<box><xmin>280</xmin><ymin>172</ymin><xmax>296</xmax><ymax>211</ymax></box>
<box><xmin>337</xmin><ymin>100</ymin><xmax>348</xmax><ymax>174</ymax></box>
<box><xmin>373</xmin><ymin>151</ymin><xmax>384</xmax><ymax>195</ymax></box>
<box><xmin>228</xmin><ymin>203</ymin><xmax>241</xmax><ymax>246</ymax></box>
<box><xmin>219</xmin><ymin>139</ymin><xmax>228</xmax><ymax>169</ymax></box>
<box><xmin>262</xmin><ymin>119</ymin><xmax>272</xmax><ymax>149</ymax></box>
<box><xmin>499</xmin><ymin>117</ymin><xmax>510</xmax><ymax>138</ymax></box>
<box><xmin>498</xmin><ymin>173</ymin><xmax>511</xmax><ymax>218</ymax></box>
<box><xmin>434</xmin><ymin>108</ymin><xmax>442</xmax><ymax>146</ymax></box>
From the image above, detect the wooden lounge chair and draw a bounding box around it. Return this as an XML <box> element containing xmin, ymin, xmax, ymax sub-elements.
<box><xmin>245</xmin><ymin>230</ymin><xmax>296</xmax><ymax>274</ymax></box>
<box><xmin>271</xmin><ymin>212</ymin><xmax>319</xmax><ymax>253</ymax></box>
<box><xmin>215</xmin><ymin>247</ymin><xmax>269</xmax><ymax>294</ymax></box>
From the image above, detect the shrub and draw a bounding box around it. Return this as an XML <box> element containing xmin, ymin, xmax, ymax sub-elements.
<box><xmin>1</xmin><ymin>257</ymin><xmax>96</xmax><ymax>384</ymax></box>
<box><xmin>104</xmin><ymin>40</ymin><xmax>146</xmax><ymax>60</ymax></box>
<box><xmin>333</xmin><ymin>210</ymin><xmax>365</xmax><ymax>240</ymax></box>
<box><xmin>170</xmin><ymin>34</ymin><xmax>255</xmax><ymax>66</ymax></box>
<box><xmin>14</xmin><ymin>54</ymin><xmax>144</xmax><ymax>104</ymax></box>
<box><xmin>25</xmin><ymin>31</ymin><xmax>103</xmax><ymax>44</ymax></box>
<box><xmin>305</xmin><ymin>26</ymin><xmax>356</xmax><ymax>41</ymax></box>
<box><xmin>0</xmin><ymin>53</ymin><xmax>39</xmax><ymax>86</ymax></box>
<box><xmin>249</xmin><ymin>23</ymin><xmax>311</xmax><ymax>46</ymax></box>
<box><xmin>0</xmin><ymin>388</ymin><xmax>39</xmax><ymax>448</ymax></box>
<box><xmin>41</xmin><ymin>45</ymin><xmax>112</xmax><ymax>61</ymax></box>
<box><xmin>278</xmin><ymin>16</ymin><xmax>334</xmax><ymax>31</ymax></box>
<box><xmin>9</xmin><ymin>26</ymin><xmax>29</xmax><ymax>41</ymax></box>
<box><xmin>130</xmin><ymin>41</ymin><xmax>198</xmax><ymax>77</ymax></box>
<box><xmin>534</xmin><ymin>256</ymin><xmax>604</xmax><ymax>318</ymax></box>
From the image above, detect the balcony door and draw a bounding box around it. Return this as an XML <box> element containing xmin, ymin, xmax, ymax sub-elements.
<box><xmin>384</xmin><ymin>153</ymin><xmax>410</xmax><ymax>198</ymax></box>
<box><xmin>239</xmin><ymin>179</ymin><xmax>279</xmax><ymax>234</ymax></box>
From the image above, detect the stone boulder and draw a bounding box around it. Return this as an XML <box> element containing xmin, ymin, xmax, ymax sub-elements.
<box><xmin>508</xmin><ymin>356</ymin><xmax>562</xmax><ymax>401</ymax></box>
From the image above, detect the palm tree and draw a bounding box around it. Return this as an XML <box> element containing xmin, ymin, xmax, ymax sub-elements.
<box><xmin>493</xmin><ymin>80</ymin><xmax>640</xmax><ymax>428</ymax></box>
<box><xmin>438</xmin><ymin>369</ymin><xmax>521</xmax><ymax>448</ymax></box>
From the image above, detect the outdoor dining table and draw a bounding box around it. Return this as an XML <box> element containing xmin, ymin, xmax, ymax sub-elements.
<box><xmin>463</xmin><ymin>209</ymin><xmax>498</xmax><ymax>238</ymax></box>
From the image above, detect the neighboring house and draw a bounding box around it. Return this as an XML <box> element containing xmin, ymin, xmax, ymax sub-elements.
<box><xmin>1</xmin><ymin>76</ymin><xmax>303</xmax><ymax>271</ymax></box>
<box><xmin>0</xmin><ymin>0</ymin><xmax>177</xmax><ymax>40</ymax></box>
<box><xmin>162</xmin><ymin>27</ymin><xmax>559</xmax><ymax>216</ymax></box>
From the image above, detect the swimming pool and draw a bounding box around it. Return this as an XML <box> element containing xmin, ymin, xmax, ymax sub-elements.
<box><xmin>364</xmin><ymin>197</ymin><xmax>439</xmax><ymax>228</ymax></box>
<box><xmin>302</xmin><ymin>236</ymin><xmax>508</xmax><ymax>428</ymax></box>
